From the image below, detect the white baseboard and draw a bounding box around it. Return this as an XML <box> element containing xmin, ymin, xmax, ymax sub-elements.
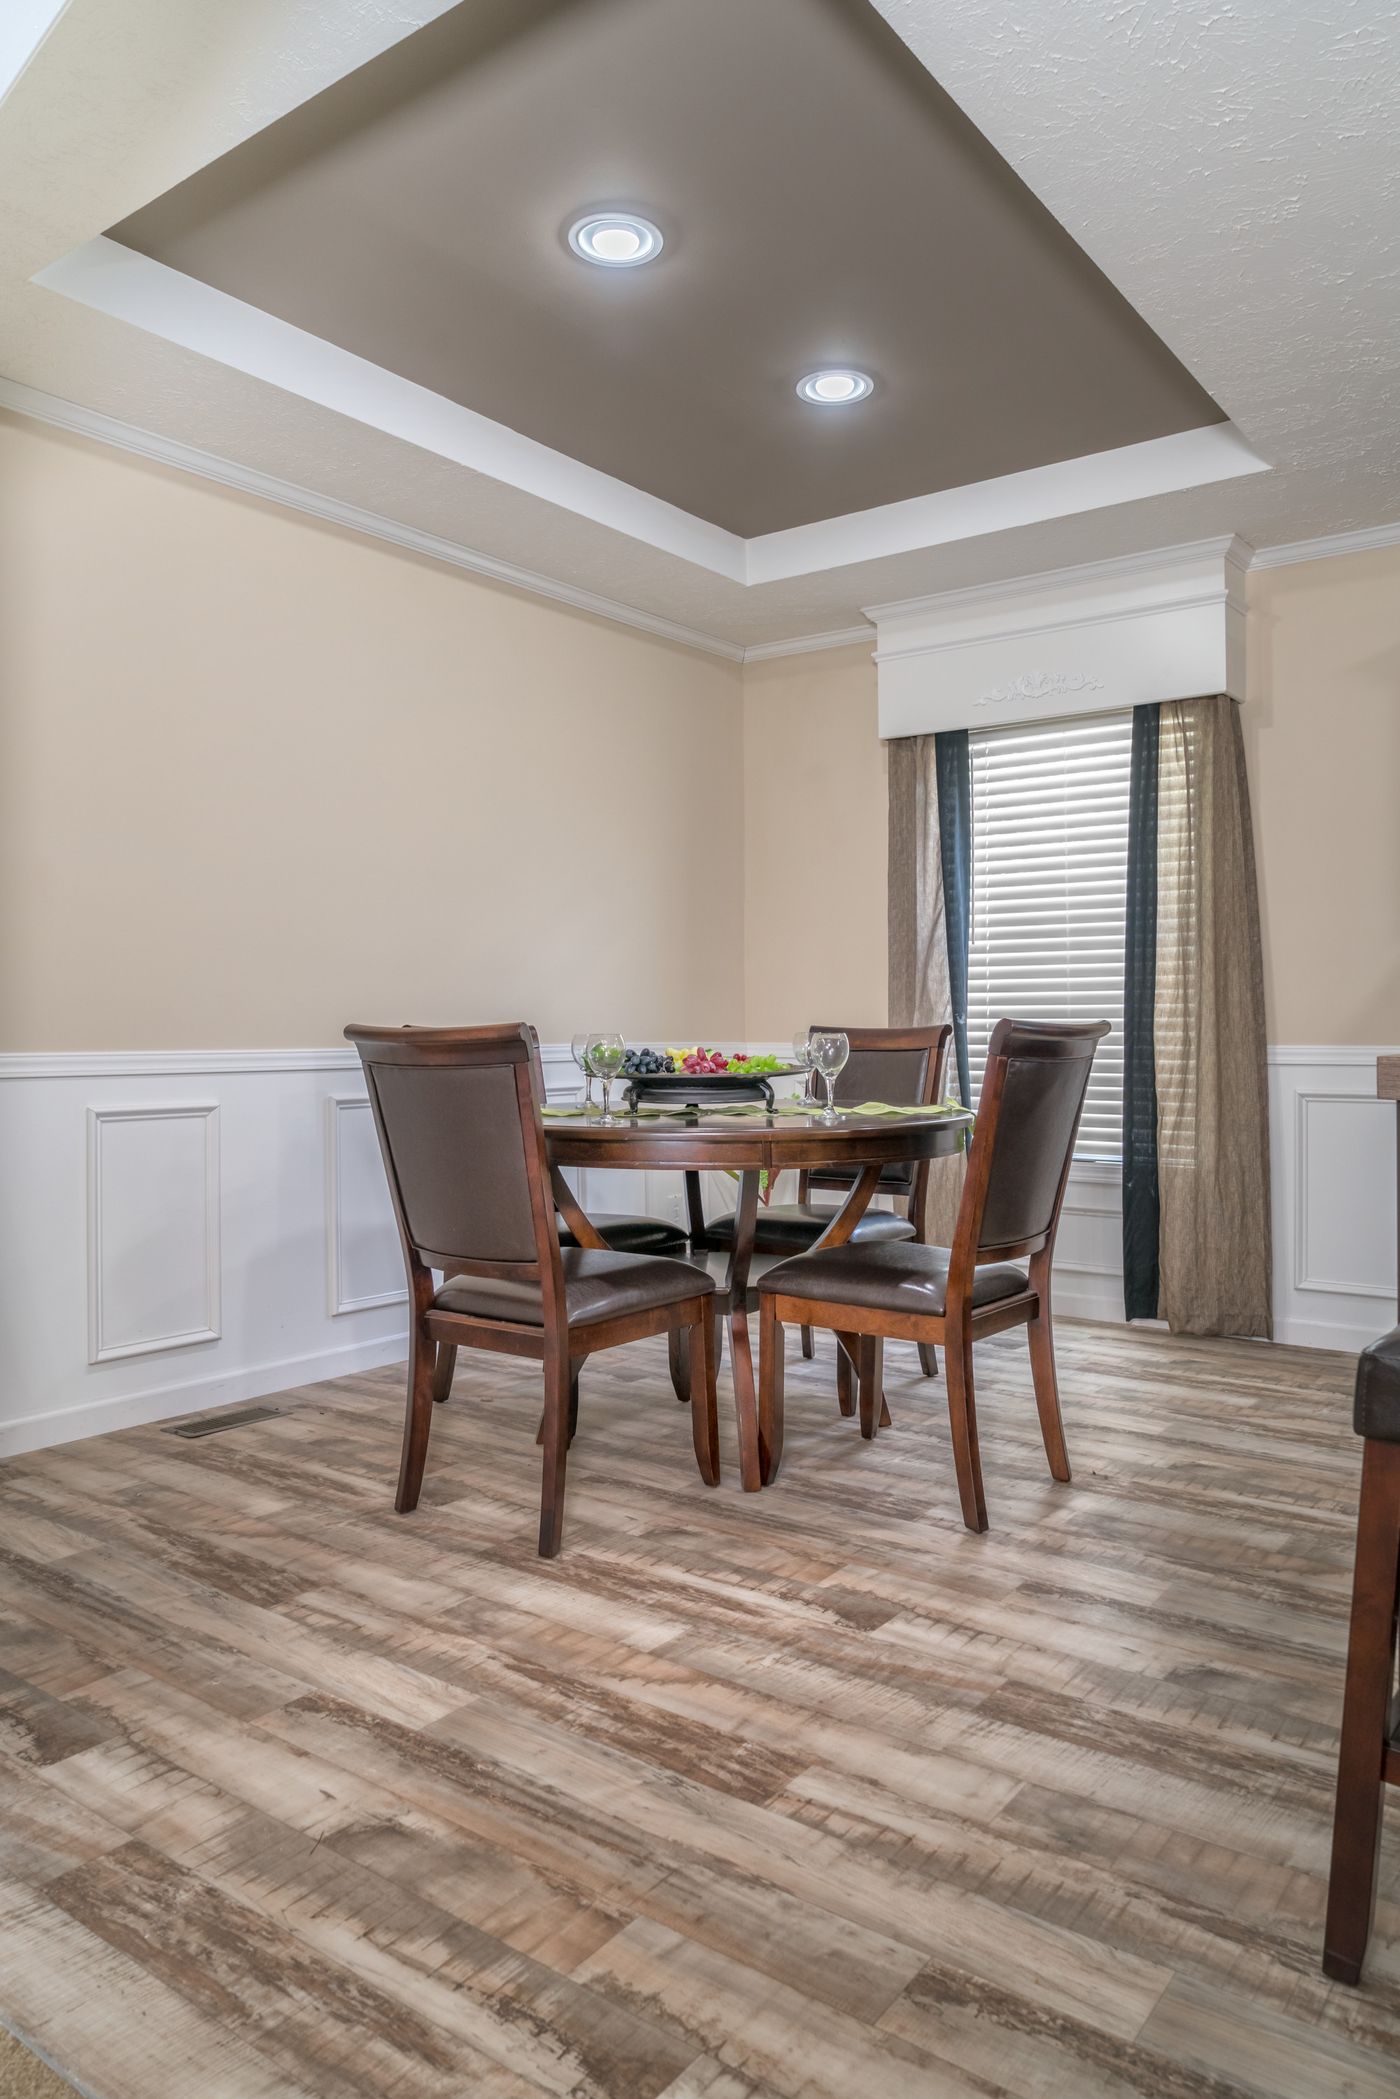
<box><xmin>0</xmin><ymin>1332</ymin><xmax>408</xmax><ymax>1460</ymax></box>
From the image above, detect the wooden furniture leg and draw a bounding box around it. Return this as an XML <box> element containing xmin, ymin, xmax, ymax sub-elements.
<box><xmin>668</xmin><ymin>1326</ymin><xmax>690</xmax><ymax>1404</ymax></box>
<box><xmin>1324</xmin><ymin>1440</ymin><xmax>1400</xmax><ymax>1983</ymax></box>
<box><xmin>431</xmin><ymin>1343</ymin><xmax>457</xmax><ymax>1403</ymax></box>
<box><xmin>857</xmin><ymin>1335</ymin><xmax>884</xmax><ymax>1441</ymax></box>
<box><xmin>835</xmin><ymin>1334</ymin><xmax>857</xmax><ymax>1417</ymax></box>
<box><xmin>1027</xmin><ymin>1260</ymin><xmax>1071</xmax><ymax>1482</ymax></box>
<box><xmin>724</xmin><ymin>1170</ymin><xmax>764</xmax><ymax>1492</ymax></box>
<box><xmin>759</xmin><ymin>1295</ymin><xmax>785</xmax><ymax>1484</ymax></box>
<box><xmin>944</xmin><ymin>1324</ymin><xmax>988</xmax><ymax>1534</ymax></box>
<box><xmin>800</xmin><ymin>1325</ymin><xmax>815</xmax><ymax>1359</ymax></box>
<box><xmin>538</xmin><ymin>1350</ymin><xmax>572</xmax><ymax>1559</ymax></box>
<box><xmin>916</xmin><ymin>1342</ymin><xmax>939</xmax><ymax>1379</ymax></box>
<box><xmin>690</xmin><ymin>1307</ymin><xmax>721</xmax><ymax>1486</ymax></box>
<box><xmin>396</xmin><ymin>1324</ymin><xmax>436</xmax><ymax>1514</ymax></box>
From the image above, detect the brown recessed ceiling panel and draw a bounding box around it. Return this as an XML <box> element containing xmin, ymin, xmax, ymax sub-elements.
<box><xmin>110</xmin><ymin>0</ymin><xmax>1224</xmax><ymax>539</ymax></box>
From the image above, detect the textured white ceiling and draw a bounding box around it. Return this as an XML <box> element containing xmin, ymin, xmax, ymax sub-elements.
<box><xmin>2</xmin><ymin>0</ymin><xmax>1398</xmax><ymax>649</ymax></box>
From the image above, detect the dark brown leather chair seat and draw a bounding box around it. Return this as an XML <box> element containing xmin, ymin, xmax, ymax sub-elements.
<box><xmin>701</xmin><ymin>1203</ymin><xmax>915</xmax><ymax>1252</ymax></box>
<box><xmin>1355</xmin><ymin>1329</ymin><xmax>1400</xmax><ymax>1443</ymax></box>
<box><xmin>761</xmin><ymin>1241</ymin><xmax>1030</xmax><ymax>1317</ymax></box>
<box><xmin>436</xmin><ymin>1248</ymin><xmax>712</xmax><ymax>1329</ymax></box>
<box><xmin>557</xmin><ymin>1213</ymin><xmax>688</xmax><ymax>1257</ymax></box>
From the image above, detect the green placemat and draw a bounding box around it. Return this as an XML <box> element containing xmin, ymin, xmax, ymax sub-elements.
<box><xmin>849</xmin><ymin>1100</ymin><xmax>967</xmax><ymax>1117</ymax></box>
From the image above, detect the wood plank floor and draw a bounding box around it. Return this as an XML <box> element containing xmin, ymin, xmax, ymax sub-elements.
<box><xmin>1</xmin><ymin>1322</ymin><xmax>1397</xmax><ymax>2098</ymax></box>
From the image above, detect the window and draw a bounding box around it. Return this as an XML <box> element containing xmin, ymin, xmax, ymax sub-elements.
<box><xmin>966</xmin><ymin>711</ymin><xmax>1131</xmax><ymax>1160</ymax></box>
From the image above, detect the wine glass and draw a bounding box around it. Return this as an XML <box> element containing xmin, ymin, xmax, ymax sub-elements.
<box><xmin>808</xmin><ymin>1029</ymin><xmax>850</xmax><ymax>1123</ymax></box>
<box><xmin>570</xmin><ymin>1033</ymin><xmax>596</xmax><ymax>1111</ymax></box>
<box><xmin>791</xmin><ymin>1028</ymin><xmax>815</xmax><ymax>1107</ymax></box>
<box><xmin>586</xmin><ymin>1032</ymin><xmax>626</xmax><ymax>1124</ymax></box>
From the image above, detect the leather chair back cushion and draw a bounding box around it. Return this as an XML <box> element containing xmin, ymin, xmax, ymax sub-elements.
<box><xmin>811</xmin><ymin>1043</ymin><xmax>936</xmax><ymax>1195</ymax></box>
<box><xmin>978</xmin><ymin>1047</ymin><xmax>1095</xmax><ymax>1253</ymax></box>
<box><xmin>370</xmin><ymin>1061</ymin><xmax>538</xmax><ymax>1265</ymax></box>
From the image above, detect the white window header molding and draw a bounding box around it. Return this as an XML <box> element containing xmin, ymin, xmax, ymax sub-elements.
<box><xmin>869</xmin><ymin>535</ymin><xmax>1249</xmax><ymax>740</ymax></box>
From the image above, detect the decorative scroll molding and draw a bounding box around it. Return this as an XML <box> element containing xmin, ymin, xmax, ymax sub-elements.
<box><xmin>976</xmin><ymin>670</ymin><xmax>1103</xmax><ymax>708</ymax></box>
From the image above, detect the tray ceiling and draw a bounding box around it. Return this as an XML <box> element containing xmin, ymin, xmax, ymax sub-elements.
<box><xmin>3</xmin><ymin>0</ymin><xmax>1396</xmax><ymax>651</ymax></box>
<box><xmin>108</xmin><ymin>0</ymin><xmax>1224</xmax><ymax>541</ymax></box>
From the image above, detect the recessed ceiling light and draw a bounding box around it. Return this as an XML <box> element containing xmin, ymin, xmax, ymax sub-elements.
<box><xmin>796</xmin><ymin>368</ymin><xmax>875</xmax><ymax>406</ymax></box>
<box><xmin>568</xmin><ymin>213</ymin><xmax>663</xmax><ymax>268</ymax></box>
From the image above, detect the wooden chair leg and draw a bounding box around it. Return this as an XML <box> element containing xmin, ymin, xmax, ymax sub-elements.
<box><xmin>668</xmin><ymin>1326</ymin><xmax>691</xmax><ymax>1404</ymax></box>
<box><xmin>395</xmin><ymin>1326</ymin><xmax>436</xmax><ymax>1513</ymax></box>
<box><xmin>800</xmin><ymin>1325</ymin><xmax>815</xmax><ymax>1360</ymax></box>
<box><xmin>879</xmin><ymin>1393</ymin><xmax>893</xmax><ymax>1429</ymax></box>
<box><xmin>537</xmin><ymin>1352</ymin><xmax>571</xmax><ymax>1559</ymax></box>
<box><xmin>1027</xmin><ymin>1308</ymin><xmax>1071</xmax><ymax>1483</ymax></box>
<box><xmin>431</xmin><ymin>1343</ymin><xmax>457</xmax><ymax>1404</ymax></box>
<box><xmin>1324</xmin><ymin>1439</ymin><xmax>1400</xmax><ymax>1983</ymax></box>
<box><xmin>944</xmin><ymin>1328</ymin><xmax>988</xmax><ymax>1533</ymax></box>
<box><xmin>857</xmin><ymin>1336</ymin><xmax>884</xmax><ymax>1442</ymax></box>
<box><xmin>759</xmin><ymin>1296</ymin><xmax>785</xmax><ymax>1484</ymax></box>
<box><xmin>690</xmin><ymin>1309</ymin><xmax>721</xmax><ymax>1487</ymax></box>
<box><xmin>835</xmin><ymin>1333</ymin><xmax>857</xmax><ymax>1417</ymax></box>
<box><xmin>538</xmin><ymin>1362</ymin><xmax>583</xmax><ymax>1449</ymax></box>
<box><xmin>916</xmin><ymin>1342</ymin><xmax>939</xmax><ymax>1379</ymax></box>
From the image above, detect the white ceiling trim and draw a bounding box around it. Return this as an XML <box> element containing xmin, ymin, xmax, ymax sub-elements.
<box><xmin>741</xmin><ymin>626</ymin><xmax>875</xmax><ymax>663</ymax></box>
<box><xmin>744</xmin><ymin>425</ymin><xmax>1266</xmax><ymax>584</ymax></box>
<box><xmin>36</xmin><ymin>235</ymin><xmax>1267</xmax><ymax>590</ymax></box>
<box><xmin>36</xmin><ymin>236</ymin><xmax>749</xmax><ymax>584</ymax></box>
<box><xmin>0</xmin><ymin>375</ymin><xmax>745</xmax><ymax>662</ymax></box>
<box><xmin>1249</xmin><ymin>520</ymin><xmax>1400</xmax><ymax>570</ymax></box>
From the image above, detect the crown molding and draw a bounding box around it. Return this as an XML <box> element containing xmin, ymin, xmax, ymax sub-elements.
<box><xmin>863</xmin><ymin>533</ymin><xmax>1251</xmax><ymax>629</ymax></box>
<box><xmin>0</xmin><ymin>376</ymin><xmax>746</xmax><ymax>663</ymax></box>
<box><xmin>1250</xmin><ymin>520</ymin><xmax>1400</xmax><ymax>570</ymax></box>
<box><xmin>741</xmin><ymin>625</ymin><xmax>875</xmax><ymax>663</ymax></box>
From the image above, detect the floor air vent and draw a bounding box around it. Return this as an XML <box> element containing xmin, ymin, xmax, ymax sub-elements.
<box><xmin>164</xmin><ymin>1405</ymin><xmax>284</xmax><ymax>1439</ymax></box>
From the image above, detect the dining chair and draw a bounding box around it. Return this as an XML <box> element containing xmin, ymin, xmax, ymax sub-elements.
<box><xmin>755</xmin><ymin>1018</ymin><xmax>1108</xmax><ymax>1530</ymax></box>
<box><xmin>692</xmin><ymin>1023</ymin><xmax>952</xmax><ymax>1376</ymax></box>
<box><xmin>1323</xmin><ymin>1328</ymin><xmax>1400</xmax><ymax>1984</ymax></box>
<box><xmin>345</xmin><ymin>1022</ymin><xmax>720</xmax><ymax>1557</ymax></box>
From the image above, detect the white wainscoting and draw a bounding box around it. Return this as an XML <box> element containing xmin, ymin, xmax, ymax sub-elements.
<box><xmin>0</xmin><ymin>1041</ymin><xmax>735</xmax><ymax>1459</ymax></box>
<box><xmin>87</xmin><ymin>1102</ymin><xmax>221</xmax><ymax>1361</ymax></box>
<box><xmin>1</xmin><ymin>1040</ymin><xmax>1388</xmax><ymax>1456</ymax></box>
<box><xmin>1053</xmin><ymin>1161</ymin><xmax>1126</xmax><ymax>1324</ymax></box>
<box><xmin>1270</xmin><ymin>1047</ymin><xmax>1398</xmax><ymax>1352</ymax></box>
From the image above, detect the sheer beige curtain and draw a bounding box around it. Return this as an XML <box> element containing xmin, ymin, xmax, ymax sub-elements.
<box><xmin>1155</xmin><ymin>696</ymin><xmax>1272</xmax><ymax>1337</ymax></box>
<box><xmin>888</xmin><ymin>736</ymin><xmax>965</xmax><ymax>1245</ymax></box>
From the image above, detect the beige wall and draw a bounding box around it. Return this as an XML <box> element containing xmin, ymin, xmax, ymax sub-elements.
<box><xmin>4</xmin><ymin>410</ymin><xmax>1396</xmax><ymax>1054</ymax></box>
<box><xmin>741</xmin><ymin>645</ymin><xmax>886</xmax><ymax>1042</ymax></box>
<box><xmin>1244</xmin><ymin>546</ymin><xmax>1400</xmax><ymax>1044</ymax></box>
<box><xmin>0</xmin><ymin>415</ymin><xmax>745</xmax><ymax>1049</ymax></box>
<box><xmin>741</xmin><ymin>548</ymin><xmax>1400</xmax><ymax>1049</ymax></box>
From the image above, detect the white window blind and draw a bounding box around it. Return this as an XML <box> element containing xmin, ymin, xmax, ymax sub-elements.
<box><xmin>966</xmin><ymin>712</ymin><xmax>1131</xmax><ymax>1160</ymax></box>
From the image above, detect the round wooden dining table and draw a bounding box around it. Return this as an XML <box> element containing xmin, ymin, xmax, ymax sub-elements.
<box><xmin>544</xmin><ymin>1103</ymin><xmax>973</xmax><ymax>1491</ymax></box>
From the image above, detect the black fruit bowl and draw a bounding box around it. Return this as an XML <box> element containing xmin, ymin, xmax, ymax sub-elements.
<box><xmin>621</xmin><ymin>1067</ymin><xmax>800</xmax><ymax>1113</ymax></box>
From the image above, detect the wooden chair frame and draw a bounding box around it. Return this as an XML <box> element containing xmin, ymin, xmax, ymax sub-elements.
<box><xmin>758</xmin><ymin>1019</ymin><xmax>1103</xmax><ymax>1531</ymax></box>
<box><xmin>346</xmin><ymin>1023</ymin><xmax>718</xmax><ymax>1557</ymax></box>
<box><xmin>1323</xmin><ymin>1435</ymin><xmax>1400</xmax><ymax>1983</ymax></box>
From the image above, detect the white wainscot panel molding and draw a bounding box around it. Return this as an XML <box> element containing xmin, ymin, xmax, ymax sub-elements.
<box><xmin>325</xmin><ymin>1095</ymin><xmax>405</xmax><ymax>1317</ymax></box>
<box><xmin>1270</xmin><ymin>1048</ymin><xmax>1398</xmax><ymax>1352</ymax></box>
<box><xmin>87</xmin><ymin>1103</ymin><xmax>220</xmax><ymax>1362</ymax></box>
<box><xmin>1052</xmin><ymin>1161</ymin><xmax>1125</xmax><ymax>1324</ymax></box>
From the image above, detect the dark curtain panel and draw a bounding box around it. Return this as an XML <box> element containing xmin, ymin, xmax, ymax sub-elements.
<box><xmin>1122</xmin><ymin>703</ymin><xmax>1161</xmax><ymax>1320</ymax></box>
<box><xmin>934</xmin><ymin>729</ymin><xmax>972</xmax><ymax>1108</ymax></box>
